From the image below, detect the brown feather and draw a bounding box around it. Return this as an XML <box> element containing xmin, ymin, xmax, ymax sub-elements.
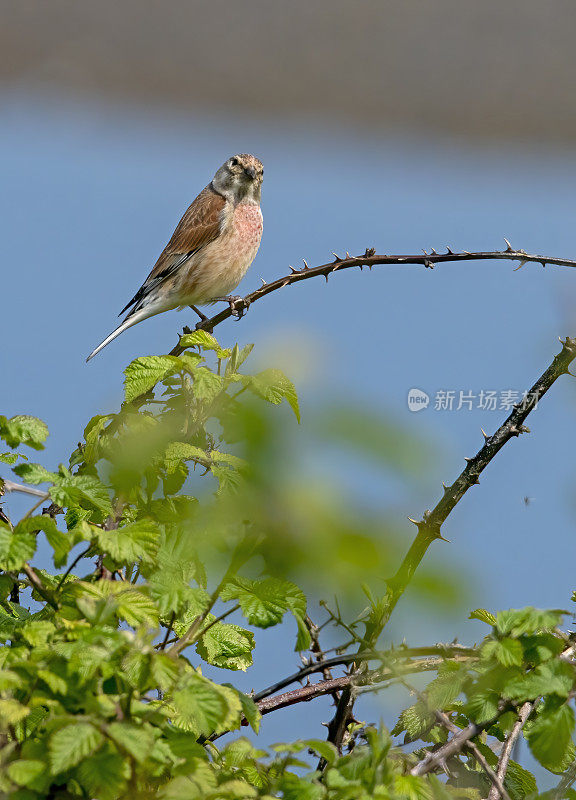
<box><xmin>119</xmin><ymin>184</ymin><xmax>226</xmax><ymax>316</ymax></box>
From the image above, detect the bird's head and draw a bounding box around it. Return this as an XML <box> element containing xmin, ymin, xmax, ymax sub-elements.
<box><xmin>212</xmin><ymin>154</ymin><xmax>264</xmax><ymax>203</ymax></box>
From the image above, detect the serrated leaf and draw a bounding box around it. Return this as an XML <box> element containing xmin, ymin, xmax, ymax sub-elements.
<box><xmin>49</xmin><ymin>722</ymin><xmax>104</xmax><ymax>774</ymax></box>
<box><xmin>93</xmin><ymin>519</ymin><xmax>160</xmax><ymax>566</ymax></box>
<box><xmin>469</xmin><ymin>608</ymin><xmax>496</xmax><ymax>626</ymax></box>
<box><xmin>75</xmin><ymin>744</ymin><xmax>131</xmax><ymax>800</ymax></box>
<box><xmin>50</xmin><ymin>472</ymin><xmax>112</xmax><ymax>517</ymax></box>
<box><xmin>392</xmin><ymin>702</ymin><xmax>434</xmax><ymax>739</ymax></box>
<box><xmin>0</xmin><ymin>415</ymin><xmax>49</xmax><ymax>450</ymax></box>
<box><xmin>0</xmin><ymin>451</ymin><xmax>26</xmax><ymax>465</ymax></box>
<box><xmin>115</xmin><ymin>588</ymin><xmax>159</xmax><ymax>627</ymax></box>
<box><xmin>124</xmin><ymin>355</ymin><xmax>183</xmax><ymax>403</ymax></box>
<box><xmin>504</xmin><ymin>759</ymin><xmax>537</xmax><ymax>800</ymax></box>
<box><xmin>179</xmin><ymin>330</ymin><xmax>231</xmax><ymax>358</ymax></box>
<box><xmin>192</xmin><ymin>367</ymin><xmax>223</xmax><ymax>401</ymax></box>
<box><xmin>196</xmin><ymin>622</ymin><xmax>255</xmax><ymax>671</ymax></box>
<box><xmin>164</xmin><ymin>442</ymin><xmax>208</xmax><ymax>473</ymax></box>
<box><xmin>16</xmin><ymin>516</ymin><xmax>70</xmax><ymax>569</ymax></box>
<box><xmin>247</xmin><ymin>369</ymin><xmax>300</xmax><ymax>421</ymax></box>
<box><xmin>0</xmin><ymin>525</ymin><xmax>36</xmax><ymax>570</ymax></box>
<box><xmin>481</xmin><ymin>637</ymin><xmax>524</xmax><ymax>667</ymax></box>
<box><xmin>107</xmin><ymin>722</ymin><xmax>155</xmax><ymax>763</ymax></box>
<box><xmin>496</xmin><ymin>607</ymin><xmax>565</xmax><ymax>637</ymax></box>
<box><xmin>171</xmin><ymin>676</ymin><xmax>234</xmax><ymax>736</ymax></box>
<box><xmin>12</xmin><ymin>462</ymin><xmax>55</xmax><ymax>484</ymax></box>
<box><xmin>7</xmin><ymin>760</ymin><xmax>49</xmax><ymax>792</ymax></box>
<box><xmin>527</xmin><ymin>702</ymin><xmax>575</xmax><ymax>771</ymax></box>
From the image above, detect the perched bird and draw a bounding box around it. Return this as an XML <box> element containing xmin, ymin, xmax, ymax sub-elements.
<box><xmin>86</xmin><ymin>153</ymin><xmax>264</xmax><ymax>361</ymax></box>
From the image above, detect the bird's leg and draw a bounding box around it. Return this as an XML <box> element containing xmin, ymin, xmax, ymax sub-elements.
<box><xmin>213</xmin><ymin>295</ymin><xmax>250</xmax><ymax>319</ymax></box>
<box><xmin>189</xmin><ymin>305</ymin><xmax>208</xmax><ymax>322</ymax></box>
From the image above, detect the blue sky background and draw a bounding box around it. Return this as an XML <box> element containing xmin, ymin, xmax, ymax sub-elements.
<box><xmin>2</xmin><ymin>91</ymin><xmax>576</xmax><ymax>763</ymax></box>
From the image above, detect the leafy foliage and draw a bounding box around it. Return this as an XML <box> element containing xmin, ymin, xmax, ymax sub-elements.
<box><xmin>0</xmin><ymin>332</ymin><xmax>575</xmax><ymax>798</ymax></box>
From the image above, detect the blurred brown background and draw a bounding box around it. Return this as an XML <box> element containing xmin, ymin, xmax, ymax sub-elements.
<box><xmin>2</xmin><ymin>0</ymin><xmax>575</xmax><ymax>144</ymax></box>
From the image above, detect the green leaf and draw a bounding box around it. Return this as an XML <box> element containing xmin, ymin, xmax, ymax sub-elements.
<box><xmin>7</xmin><ymin>760</ymin><xmax>49</xmax><ymax>792</ymax></box>
<box><xmin>179</xmin><ymin>330</ymin><xmax>231</xmax><ymax>358</ymax></box>
<box><xmin>107</xmin><ymin>722</ymin><xmax>155</xmax><ymax>763</ymax></box>
<box><xmin>230</xmin><ymin>688</ymin><xmax>261</xmax><ymax>734</ymax></box>
<box><xmin>114</xmin><ymin>588</ymin><xmax>159</xmax><ymax>627</ymax></box>
<box><xmin>164</xmin><ymin>442</ymin><xmax>208</xmax><ymax>473</ymax></box>
<box><xmin>504</xmin><ymin>760</ymin><xmax>537</xmax><ymax>800</ymax></box>
<box><xmin>496</xmin><ymin>607</ymin><xmax>565</xmax><ymax>637</ymax></box>
<box><xmin>12</xmin><ymin>462</ymin><xmax>55</xmax><ymax>484</ymax></box>
<box><xmin>196</xmin><ymin>622</ymin><xmax>255</xmax><ymax>670</ymax></box>
<box><xmin>0</xmin><ymin>415</ymin><xmax>49</xmax><ymax>450</ymax></box>
<box><xmin>0</xmin><ymin>451</ymin><xmax>25</xmax><ymax>465</ymax></box>
<box><xmin>469</xmin><ymin>608</ymin><xmax>496</xmax><ymax>626</ymax></box>
<box><xmin>425</xmin><ymin>663</ymin><xmax>468</xmax><ymax>707</ymax></box>
<box><xmin>481</xmin><ymin>637</ymin><xmax>524</xmax><ymax>667</ymax></box>
<box><xmin>0</xmin><ymin>525</ymin><xmax>36</xmax><ymax>570</ymax></box>
<box><xmin>392</xmin><ymin>702</ymin><xmax>434</xmax><ymax>740</ymax></box>
<box><xmin>16</xmin><ymin>516</ymin><xmax>70</xmax><ymax>569</ymax></box>
<box><xmin>527</xmin><ymin>701</ymin><xmax>575</xmax><ymax>771</ymax></box>
<box><xmin>171</xmin><ymin>676</ymin><xmax>236</xmax><ymax>736</ymax></box>
<box><xmin>49</xmin><ymin>722</ymin><xmax>105</xmax><ymax>774</ymax></box>
<box><xmin>124</xmin><ymin>355</ymin><xmax>183</xmax><ymax>403</ymax></box>
<box><xmin>75</xmin><ymin>744</ymin><xmax>131</xmax><ymax>800</ymax></box>
<box><xmin>505</xmin><ymin>660</ymin><xmax>575</xmax><ymax>701</ymax></box>
<box><xmin>247</xmin><ymin>369</ymin><xmax>300</xmax><ymax>421</ymax></box>
<box><xmin>50</xmin><ymin>472</ymin><xmax>112</xmax><ymax>517</ymax></box>
<box><xmin>280</xmin><ymin>773</ymin><xmax>324</xmax><ymax>800</ymax></box>
<box><xmin>191</xmin><ymin>367</ymin><xmax>223</xmax><ymax>401</ymax></box>
<box><xmin>93</xmin><ymin>519</ymin><xmax>160</xmax><ymax>566</ymax></box>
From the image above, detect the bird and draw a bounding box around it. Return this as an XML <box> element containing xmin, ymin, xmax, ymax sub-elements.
<box><xmin>86</xmin><ymin>153</ymin><xmax>264</xmax><ymax>361</ymax></box>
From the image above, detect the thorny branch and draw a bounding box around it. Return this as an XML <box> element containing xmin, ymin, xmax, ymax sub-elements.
<box><xmin>486</xmin><ymin>701</ymin><xmax>533</xmax><ymax>800</ymax></box>
<box><xmin>165</xmin><ymin>244</ymin><xmax>576</xmax><ymax>354</ymax></box>
<box><xmin>324</xmin><ymin>336</ymin><xmax>576</xmax><ymax>755</ymax></box>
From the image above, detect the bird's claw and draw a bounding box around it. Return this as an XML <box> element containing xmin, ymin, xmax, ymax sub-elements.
<box><xmin>222</xmin><ymin>295</ymin><xmax>249</xmax><ymax>319</ymax></box>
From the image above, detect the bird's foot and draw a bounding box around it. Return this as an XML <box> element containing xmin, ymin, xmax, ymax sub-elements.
<box><xmin>215</xmin><ymin>295</ymin><xmax>250</xmax><ymax>319</ymax></box>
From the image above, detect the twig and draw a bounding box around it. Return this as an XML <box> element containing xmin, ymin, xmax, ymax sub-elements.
<box><xmin>1</xmin><ymin>480</ymin><xmax>49</xmax><ymax>498</ymax></box>
<box><xmin>22</xmin><ymin>563</ymin><xmax>58</xmax><ymax>610</ymax></box>
<box><xmin>253</xmin><ymin>645</ymin><xmax>476</xmax><ymax>701</ymax></box>
<box><xmin>486</xmin><ymin>701</ymin><xmax>533</xmax><ymax>800</ymax></box>
<box><xmin>158</xmin><ymin>612</ymin><xmax>176</xmax><ymax>651</ymax></box>
<box><xmin>163</xmin><ymin>247</ymin><xmax>576</xmax><ymax>357</ymax></box>
<box><xmin>56</xmin><ymin>545</ymin><xmax>92</xmax><ymax>591</ymax></box>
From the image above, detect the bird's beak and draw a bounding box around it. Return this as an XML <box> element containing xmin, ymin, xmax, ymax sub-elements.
<box><xmin>244</xmin><ymin>166</ymin><xmax>257</xmax><ymax>180</ymax></box>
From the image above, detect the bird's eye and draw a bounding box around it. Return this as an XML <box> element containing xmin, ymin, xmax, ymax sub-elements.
<box><xmin>230</xmin><ymin>157</ymin><xmax>239</xmax><ymax>168</ymax></box>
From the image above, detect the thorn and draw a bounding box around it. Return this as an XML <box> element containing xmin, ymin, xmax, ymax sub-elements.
<box><xmin>364</xmin><ymin>247</ymin><xmax>376</xmax><ymax>257</ymax></box>
<box><xmin>345</xmin><ymin>251</ymin><xmax>351</xmax><ymax>259</ymax></box>
<box><xmin>289</xmin><ymin>265</ymin><xmax>298</xmax><ymax>274</ymax></box>
<box><xmin>461</xmin><ymin>250</ymin><xmax>471</xmax><ymax>255</ymax></box>
<box><xmin>540</xmin><ymin>260</ymin><xmax>547</xmax><ymax>268</ymax></box>
<box><xmin>302</xmin><ymin>258</ymin><xmax>309</xmax><ymax>269</ymax></box>
<box><xmin>407</xmin><ymin>517</ymin><xmax>422</xmax><ymax>527</ymax></box>
<box><xmin>325</xmin><ymin>272</ymin><xmax>330</xmax><ymax>283</ymax></box>
<box><xmin>513</xmin><ymin>259</ymin><xmax>527</xmax><ymax>272</ymax></box>
<box><xmin>431</xmin><ymin>248</ymin><xmax>437</xmax><ymax>255</ymax></box>
<box><xmin>480</xmin><ymin>428</ymin><xmax>490</xmax><ymax>442</ymax></box>
<box><xmin>422</xmin><ymin>249</ymin><xmax>428</xmax><ymax>255</ymax></box>
<box><xmin>423</xmin><ymin>260</ymin><xmax>434</xmax><ymax>269</ymax></box>
<box><xmin>438</xmin><ymin>533</ymin><xmax>451</xmax><ymax>543</ymax></box>
<box><xmin>504</xmin><ymin>238</ymin><xmax>514</xmax><ymax>252</ymax></box>
<box><xmin>442</xmin><ymin>482</ymin><xmax>451</xmax><ymax>495</ymax></box>
<box><xmin>464</xmin><ymin>457</ymin><xmax>472</xmax><ymax>462</ymax></box>
<box><xmin>331</xmin><ymin>252</ymin><xmax>341</xmax><ymax>262</ymax></box>
<box><xmin>260</xmin><ymin>277</ymin><xmax>267</xmax><ymax>285</ymax></box>
<box><xmin>446</xmin><ymin>246</ymin><xmax>453</xmax><ymax>254</ymax></box>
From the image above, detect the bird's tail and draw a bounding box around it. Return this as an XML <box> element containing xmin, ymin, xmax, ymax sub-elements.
<box><xmin>86</xmin><ymin>306</ymin><xmax>157</xmax><ymax>362</ymax></box>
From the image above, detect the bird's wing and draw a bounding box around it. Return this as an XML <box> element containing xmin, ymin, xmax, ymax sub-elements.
<box><xmin>119</xmin><ymin>184</ymin><xmax>226</xmax><ymax>317</ymax></box>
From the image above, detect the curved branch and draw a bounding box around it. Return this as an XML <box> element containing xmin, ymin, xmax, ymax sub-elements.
<box><xmin>168</xmin><ymin>245</ymin><xmax>576</xmax><ymax>353</ymax></box>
